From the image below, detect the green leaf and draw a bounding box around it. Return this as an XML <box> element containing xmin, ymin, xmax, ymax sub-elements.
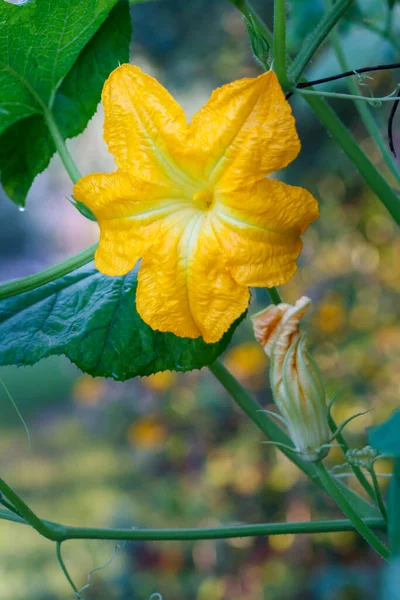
<box><xmin>0</xmin><ymin>265</ymin><xmax>244</xmax><ymax>380</ymax></box>
<box><xmin>387</xmin><ymin>460</ymin><xmax>400</xmax><ymax>554</ymax></box>
<box><xmin>0</xmin><ymin>0</ymin><xmax>131</xmax><ymax>206</ymax></box>
<box><xmin>369</xmin><ymin>413</ymin><xmax>399</xmax><ymax>553</ymax></box>
<box><xmin>380</xmin><ymin>556</ymin><xmax>400</xmax><ymax>598</ymax></box>
<box><xmin>368</xmin><ymin>410</ymin><xmax>400</xmax><ymax>457</ymax></box>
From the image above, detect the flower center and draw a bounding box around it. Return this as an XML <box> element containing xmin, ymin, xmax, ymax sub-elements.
<box><xmin>192</xmin><ymin>189</ymin><xmax>214</xmax><ymax>210</ymax></box>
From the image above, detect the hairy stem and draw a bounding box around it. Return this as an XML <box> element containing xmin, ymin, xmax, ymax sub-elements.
<box><xmin>273</xmin><ymin>0</ymin><xmax>291</xmax><ymax>87</ymax></box>
<box><xmin>316</xmin><ymin>462</ymin><xmax>390</xmax><ymax>560</ymax></box>
<box><xmin>289</xmin><ymin>0</ymin><xmax>354</xmax><ymax>82</ymax></box>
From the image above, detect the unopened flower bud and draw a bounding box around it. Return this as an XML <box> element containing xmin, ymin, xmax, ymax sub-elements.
<box><xmin>252</xmin><ymin>297</ymin><xmax>330</xmax><ymax>462</ymax></box>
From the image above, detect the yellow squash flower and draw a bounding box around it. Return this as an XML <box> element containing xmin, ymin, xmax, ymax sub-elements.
<box><xmin>73</xmin><ymin>65</ymin><xmax>318</xmax><ymax>343</ymax></box>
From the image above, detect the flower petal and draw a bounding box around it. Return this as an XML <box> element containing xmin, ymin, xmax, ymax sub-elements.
<box><xmin>136</xmin><ymin>214</ymin><xmax>249</xmax><ymax>342</ymax></box>
<box><xmin>102</xmin><ymin>64</ymin><xmax>193</xmax><ymax>189</ymax></box>
<box><xmin>212</xmin><ymin>179</ymin><xmax>318</xmax><ymax>287</ymax></box>
<box><xmin>218</xmin><ymin>178</ymin><xmax>319</xmax><ymax>235</ymax></box>
<box><xmin>251</xmin><ymin>296</ymin><xmax>311</xmax><ymax>358</ymax></box>
<box><xmin>73</xmin><ymin>171</ymin><xmax>176</xmax><ymax>220</ymax></box>
<box><xmin>73</xmin><ymin>171</ymin><xmax>185</xmax><ymax>276</ymax></box>
<box><xmin>187</xmin><ymin>70</ymin><xmax>300</xmax><ymax>189</ymax></box>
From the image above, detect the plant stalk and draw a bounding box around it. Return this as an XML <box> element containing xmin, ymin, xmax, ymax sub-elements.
<box><xmin>0</xmin><ymin>508</ymin><xmax>386</xmax><ymax>541</ymax></box>
<box><xmin>327</xmin><ymin>410</ymin><xmax>376</xmax><ymax>503</ymax></box>
<box><xmin>43</xmin><ymin>109</ymin><xmax>81</xmax><ymax>184</ymax></box>
<box><xmin>369</xmin><ymin>467</ymin><xmax>388</xmax><ymax>522</ymax></box>
<box><xmin>316</xmin><ymin>462</ymin><xmax>390</xmax><ymax>560</ymax></box>
<box><xmin>302</xmin><ymin>92</ymin><xmax>400</xmax><ymax>224</ymax></box>
<box><xmin>56</xmin><ymin>542</ymin><xmax>81</xmax><ymax>598</ymax></box>
<box><xmin>267</xmin><ymin>286</ymin><xmax>283</xmax><ymax>305</ymax></box>
<box><xmin>209</xmin><ymin>361</ymin><xmax>377</xmax><ymax>518</ymax></box>
<box><xmin>325</xmin><ymin>0</ymin><xmax>400</xmax><ymax>185</ymax></box>
<box><xmin>0</xmin><ymin>478</ymin><xmax>59</xmax><ymax>541</ymax></box>
<box><xmin>273</xmin><ymin>0</ymin><xmax>291</xmax><ymax>88</ymax></box>
<box><xmin>289</xmin><ymin>0</ymin><xmax>354</xmax><ymax>82</ymax></box>
<box><xmin>0</xmin><ymin>244</ymin><xmax>97</xmax><ymax>300</ymax></box>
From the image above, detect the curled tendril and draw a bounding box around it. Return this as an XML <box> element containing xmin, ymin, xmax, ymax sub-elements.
<box><xmin>78</xmin><ymin>541</ymin><xmax>126</xmax><ymax>595</ymax></box>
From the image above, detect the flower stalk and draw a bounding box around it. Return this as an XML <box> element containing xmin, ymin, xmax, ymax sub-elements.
<box><xmin>273</xmin><ymin>0</ymin><xmax>291</xmax><ymax>88</ymax></box>
<box><xmin>315</xmin><ymin>462</ymin><xmax>390</xmax><ymax>560</ymax></box>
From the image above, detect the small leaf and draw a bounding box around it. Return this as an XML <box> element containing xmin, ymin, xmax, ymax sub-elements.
<box><xmin>0</xmin><ymin>0</ymin><xmax>131</xmax><ymax>206</ymax></box>
<box><xmin>0</xmin><ymin>264</ymin><xmax>244</xmax><ymax>380</ymax></box>
<box><xmin>243</xmin><ymin>14</ymin><xmax>271</xmax><ymax>69</ymax></box>
<box><xmin>368</xmin><ymin>409</ymin><xmax>400</xmax><ymax>457</ymax></box>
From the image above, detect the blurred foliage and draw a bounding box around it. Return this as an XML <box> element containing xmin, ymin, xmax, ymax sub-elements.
<box><xmin>0</xmin><ymin>0</ymin><xmax>400</xmax><ymax>598</ymax></box>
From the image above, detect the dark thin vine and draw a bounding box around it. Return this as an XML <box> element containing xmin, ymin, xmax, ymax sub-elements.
<box><xmin>286</xmin><ymin>62</ymin><xmax>400</xmax><ymax>157</ymax></box>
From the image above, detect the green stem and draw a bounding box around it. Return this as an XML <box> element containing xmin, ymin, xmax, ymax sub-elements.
<box><xmin>302</xmin><ymin>93</ymin><xmax>400</xmax><ymax>224</ymax></box>
<box><xmin>267</xmin><ymin>286</ymin><xmax>282</xmax><ymax>305</ymax></box>
<box><xmin>56</xmin><ymin>542</ymin><xmax>81</xmax><ymax>598</ymax></box>
<box><xmin>369</xmin><ymin>467</ymin><xmax>388</xmax><ymax>522</ymax></box>
<box><xmin>273</xmin><ymin>0</ymin><xmax>291</xmax><ymax>88</ymax></box>
<box><xmin>289</xmin><ymin>0</ymin><xmax>354</xmax><ymax>82</ymax></box>
<box><xmin>297</xmin><ymin>87</ymin><xmax>400</xmax><ymax>103</ymax></box>
<box><xmin>209</xmin><ymin>361</ymin><xmax>378</xmax><ymax>519</ymax></box>
<box><xmin>316</xmin><ymin>462</ymin><xmax>390</xmax><ymax>560</ymax></box>
<box><xmin>327</xmin><ymin>410</ymin><xmax>376</xmax><ymax>503</ymax></box>
<box><xmin>0</xmin><ymin>244</ymin><xmax>96</xmax><ymax>300</ymax></box>
<box><xmin>43</xmin><ymin>109</ymin><xmax>81</xmax><ymax>184</ymax></box>
<box><xmin>0</xmin><ymin>478</ymin><xmax>59</xmax><ymax>541</ymax></box>
<box><xmin>209</xmin><ymin>360</ymin><xmax>319</xmax><ymax>480</ymax></box>
<box><xmin>0</xmin><ymin>508</ymin><xmax>386</xmax><ymax>540</ymax></box>
<box><xmin>327</xmin><ymin>4</ymin><xmax>400</xmax><ymax>186</ymax></box>
<box><xmin>0</xmin><ymin>495</ymin><xmax>24</xmax><ymax>518</ymax></box>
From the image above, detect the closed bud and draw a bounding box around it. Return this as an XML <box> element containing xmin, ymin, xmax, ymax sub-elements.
<box><xmin>243</xmin><ymin>15</ymin><xmax>271</xmax><ymax>69</ymax></box>
<box><xmin>252</xmin><ymin>297</ymin><xmax>330</xmax><ymax>462</ymax></box>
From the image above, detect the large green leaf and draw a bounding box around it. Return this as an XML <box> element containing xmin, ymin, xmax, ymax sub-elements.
<box><xmin>0</xmin><ymin>265</ymin><xmax>244</xmax><ymax>380</ymax></box>
<box><xmin>0</xmin><ymin>0</ymin><xmax>130</xmax><ymax>206</ymax></box>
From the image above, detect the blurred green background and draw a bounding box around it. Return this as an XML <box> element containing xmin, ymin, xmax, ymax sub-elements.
<box><xmin>0</xmin><ymin>0</ymin><xmax>399</xmax><ymax>598</ymax></box>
